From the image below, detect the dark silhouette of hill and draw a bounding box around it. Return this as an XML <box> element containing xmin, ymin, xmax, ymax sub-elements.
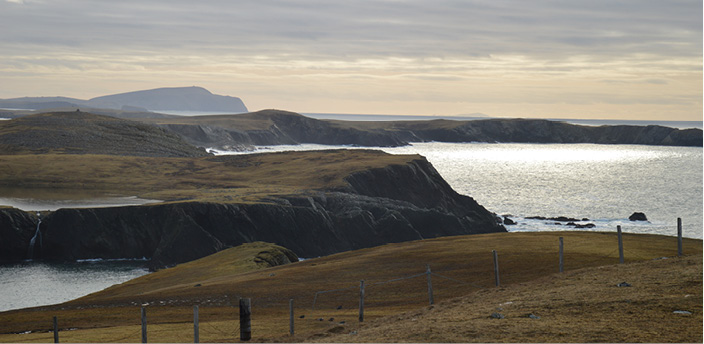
<box><xmin>86</xmin><ymin>86</ymin><xmax>247</xmax><ymax>112</ymax></box>
<box><xmin>0</xmin><ymin>86</ymin><xmax>247</xmax><ymax>113</ymax></box>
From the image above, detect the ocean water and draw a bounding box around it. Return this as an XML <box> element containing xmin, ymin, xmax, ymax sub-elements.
<box><xmin>0</xmin><ymin>260</ymin><xmax>148</xmax><ymax>312</ymax></box>
<box><xmin>217</xmin><ymin>142</ymin><xmax>703</xmax><ymax>239</ymax></box>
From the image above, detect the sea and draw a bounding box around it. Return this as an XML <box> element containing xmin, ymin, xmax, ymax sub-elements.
<box><xmin>0</xmin><ymin>114</ymin><xmax>701</xmax><ymax>312</ymax></box>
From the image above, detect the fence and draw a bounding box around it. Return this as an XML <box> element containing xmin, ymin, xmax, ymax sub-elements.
<box><xmin>30</xmin><ymin>219</ymin><xmax>689</xmax><ymax>342</ymax></box>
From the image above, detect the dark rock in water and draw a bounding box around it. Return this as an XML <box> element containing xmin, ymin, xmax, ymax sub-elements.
<box><xmin>574</xmin><ymin>223</ymin><xmax>596</xmax><ymax>229</ymax></box>
<box><xmin>503</xmin><ymin>216</ymin><xmax>516</xmax><ymax>225</ymax></box>
<box><xmin>526</xmin><ymin>216</ymin><xmax>547</xmax><ymax>220</ymax></box>
<box><xmin>629</xmin><ymin>212</ymin><xmax>648</xmax><ymax>221</ymax></box>
<box><xmin>550</xmin><ymin>216</ymin><xmax>580</xmax><ymax>222</ymax></box>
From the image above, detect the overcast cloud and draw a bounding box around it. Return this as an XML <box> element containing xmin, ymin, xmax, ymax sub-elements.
<box><xmin>0</xmin><ymin>0</ymin><xmax>701</xmax><ymax>120</ymax></box>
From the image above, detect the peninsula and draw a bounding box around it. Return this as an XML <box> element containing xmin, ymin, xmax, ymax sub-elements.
<box><xmin>0</xmin><ymin>111</ymin><xmax>504</xmax><ymax>269</ymax></box>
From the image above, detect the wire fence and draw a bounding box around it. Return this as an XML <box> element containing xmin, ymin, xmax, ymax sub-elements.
<box><xmin>20</xmin><ymin>221</ymin><xmax>690</xmax><ymax>343</ymax></box>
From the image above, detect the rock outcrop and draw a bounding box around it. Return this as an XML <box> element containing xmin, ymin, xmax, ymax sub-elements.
<box><xmin>0</xmin><ymin>158</ymin><xmax>505</xmax><ymax>269</ymax></box>
<box><xmin>0</xmin><ymin>207</ymin><xmax>38</xmax><ymax>261</ymax></box>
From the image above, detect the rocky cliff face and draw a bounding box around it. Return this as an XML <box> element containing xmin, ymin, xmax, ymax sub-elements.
<box><xmin>157</xmin><ymin>111</ymin><xmax>702</xmax><ymax>149</ymax></box>
<box><xmin>0</xmin><ymin>158</ymin><xmax>504</xmax><ymax>269</ymax></box>
<box><xmin>0</xmin><ymin>208</ymin><xmax>38</xmax><ymax>261</ymax></box>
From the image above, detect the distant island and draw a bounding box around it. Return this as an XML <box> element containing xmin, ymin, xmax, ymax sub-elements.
<box><xmin>0</xmin><ymin>86</ymin><xmax>247</xmax><ymax>113</ymax></box>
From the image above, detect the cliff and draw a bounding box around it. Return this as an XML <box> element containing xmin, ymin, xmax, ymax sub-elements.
<box><xmin>143</xmin><ymin>110</ymin><xmax>702</xmax><ymax>149</ymax></box>
<box><xmin>0</xmin><ymin>155</ymin><xmax>505</xmax><ymax>269</ymax></box>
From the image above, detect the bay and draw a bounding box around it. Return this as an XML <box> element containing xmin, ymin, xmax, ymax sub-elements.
<box><xmin>0</xmin><ymin>261</ymin><xmax>148</xmax><ymax>312</ymax></box>
<box><xmin>218</xmin><ymin>142</ymin><xmax>703</xmax><ymax>239</ymax></box>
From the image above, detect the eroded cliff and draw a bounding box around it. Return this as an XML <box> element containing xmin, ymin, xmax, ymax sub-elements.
<box><xmin>0</xmin><ymin>157</ymin><xmax>505</xmax><ymax>269</ymax></box>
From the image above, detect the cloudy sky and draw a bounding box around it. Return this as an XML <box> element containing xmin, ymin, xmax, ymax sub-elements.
<box><xmin>0</xmin><ymin>0</ymin><xmax>701</xmax><ymax>120</ymax></box>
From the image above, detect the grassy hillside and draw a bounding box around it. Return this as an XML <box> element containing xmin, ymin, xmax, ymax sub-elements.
<box><xmin>0</xmin><ymin>231</ymin><xmax>700</xmax><ymax>342</ymax></box>
<box><xmin>0</xmin><ymin>112</ymin><xmax>208</xmax><ymax>157</ymax></box>
<box><xmin>0</xmin><ymin>149</ymin><xmax>416</xmax><ymax>203</ymax></box>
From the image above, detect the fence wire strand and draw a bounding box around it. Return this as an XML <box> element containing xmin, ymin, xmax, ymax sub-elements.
<box><xmin>431</xmin><ymin>272</ymin><xmax>485</xmax><ymax>290</ymax></box>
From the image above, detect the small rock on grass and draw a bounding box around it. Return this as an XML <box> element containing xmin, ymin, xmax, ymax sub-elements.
<box><xmin>490</xmin><ymin>313</ymin><xmax>505</xmax><ymax>319</ymax></box>
<box><xmin>673</xmin><ymin>310</ymin><xmax>692</xmax><ymax>315</ymax></box>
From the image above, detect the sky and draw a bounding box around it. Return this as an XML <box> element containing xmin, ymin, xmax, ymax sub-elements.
<box><xmin>0</xmin><ymin>0</ymin><xmax>701</xmax><ymax>121</ymax></box>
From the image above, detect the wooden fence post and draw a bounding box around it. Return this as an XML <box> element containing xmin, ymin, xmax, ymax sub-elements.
<box><xmin>193</xmin><ymin>305</ymin><xmax>199</xmax><ymax>343</ymax></box>
<box><xmin>53</xmin><ymin>316</ymin><xmax>58</xmax><ymax>343</ymax></box>
<box><xmin>677</xmin><ymin>218</ymin><xmax>683</xmax><ymax>256</ymax></box>
<box><xmin>239</xmin><ymin>298</ymin><xmax>252</xmax><ymax>341</ymax></box>
<box><xmin>359</xmin><ymin>280</ymin><xmax>365</xmax><ymax>322</ymax></box>
<box><xmin>559</xmin><ymin>237</ymin><xmax>564</xmax><ymax>273</ymax></box>
<box><xmin>492</xmin><ymin>250</ymin><xmax>500</xmax><ymax>287</ymax></box>
<box><xmin>141</xmin><ymin>307</ymin><xmax>147</xmax><ymax>344</ymax></box>
<box><xmin>289</xmin><ymin>299</ymin><xmax>294</xmax><ymax>336</ymax></box>
<box><xmin>426</xmin><ymin>264</ymin><xmax>434</xmax><ymax>305</ymax></box>
<box><xmin>617</xmin><ymin>225</ymin><xmax>624</xmax><ymax>264</ymax></box>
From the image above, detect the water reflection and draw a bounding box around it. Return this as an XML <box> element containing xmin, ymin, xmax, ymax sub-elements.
<box><xmin>0</xmin><ymin>196</ymin><xmax>160</xmax><ymax>211</ymax></box>
<box><xmin>0</xmin><ymin>260</ymin><xmax>149</xmax><ymax>312</ymax></box>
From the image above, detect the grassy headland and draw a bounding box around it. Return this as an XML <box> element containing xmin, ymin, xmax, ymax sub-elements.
<box><xmin>0</xmin><ymin>231</ymin><xmax>700</xmax><ymax>342</ymax></box>
<box><xmin>0</xmin><ymin>149</ymin><xmax>417</xmax><ymax>203</ymax></box>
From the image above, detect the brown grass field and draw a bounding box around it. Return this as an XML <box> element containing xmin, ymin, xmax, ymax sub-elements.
<box><xmin>0</xmin><ymin>150</ymin><xmax>416</xmax><ymax>203</ymax></box>
<box><xmin>0</xmin><ymin>231</ymin><xmax>700</xmax><ymax>343</ymax></box>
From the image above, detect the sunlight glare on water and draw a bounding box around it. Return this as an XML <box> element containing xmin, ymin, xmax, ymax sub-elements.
<box><xmin>223</xmin><ymin>142</ymin><xmax>702</xmax><ymax>239</ymax></box>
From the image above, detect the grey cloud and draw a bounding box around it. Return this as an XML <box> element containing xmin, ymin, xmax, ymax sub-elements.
<box><xmin>0</xmin><ymin>0</ymin><xmax>701</xmax><ymax>64</ymax></box>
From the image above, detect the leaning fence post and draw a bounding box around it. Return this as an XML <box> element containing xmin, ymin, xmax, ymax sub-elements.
<box><xmin>289</xmin><ymin>299</ymin><xmax>294</xmax><ymax>336</ymax></box>
<box><xmin>492</xmin><ymin>250</ymin><xmax>500</xmax><ymax>287</ymax></box>
<box><xmin>359</xmin><ymin>280</ymin><xmax>365</xmax><ymax>322</ymax></box>
<box><xmin>193</xmin><ymin>305</ymin><xmax>199</xmax><ymax>343</ymax></box>
<box><xmin>141</xmin><ymin>307</ymin><xmax>147</xmax><ymax>343</ymax></box>
<box><xmin>426</xmin><ymin>264</ymin><xmax>434</xmax><ymax>305</ymax></box>
<box><xmin>559</xmin><ymin>237</ymin><xmax>564</xmax><ymax>273</ymax></box>
<box><xmin>617</xmin><ymin>225</ymin><xmax>624</xmax><ymax>264</ymax></box>
<box><xmin>239</xmin><ymin>298</ymin><xmax>252</xmax><ymax>341</ymax></box>
<box><xmin>677</xmin><ymin>218</ymin><xmax>683</xmax><ymax>256</ymax></box>
<box><xmin>53</xmin><ymin>316</ymin><xmax>59</xmax><ymax>343</ymax></box>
